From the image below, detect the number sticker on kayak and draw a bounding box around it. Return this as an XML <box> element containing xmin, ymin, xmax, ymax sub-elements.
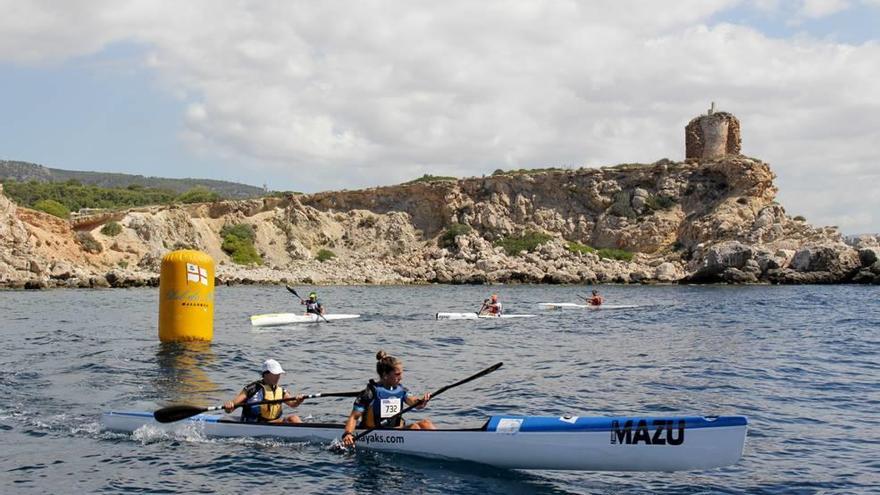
<box><xmin>610</xmin><ymin>419</ymin><xmax>685</xmax><ymax>446</ymax></box>
<box><xmin>380</xmin><ymin>398</ymin><xmax>402</xmax><ymax>418</ymax></box>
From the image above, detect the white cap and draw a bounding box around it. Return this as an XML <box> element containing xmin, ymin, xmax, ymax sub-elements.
<box><xmin>262</xmin><ymin>359</ymin><xmax>285</xmax><ymax>375</ymax></box>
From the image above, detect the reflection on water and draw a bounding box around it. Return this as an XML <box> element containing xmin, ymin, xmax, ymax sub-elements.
<box><xmin>154</xmin><ymin>342</ymin><xmax>219</xmax><ymax>407</ymax></box>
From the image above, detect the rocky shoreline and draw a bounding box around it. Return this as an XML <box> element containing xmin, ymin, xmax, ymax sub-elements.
<box><xmin>2</xmin><ymin>154</ymin><xmax>879</xmax><ymax>290</ymax></box>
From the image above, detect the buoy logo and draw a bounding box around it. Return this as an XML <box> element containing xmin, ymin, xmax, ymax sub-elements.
<box><xmin>186</xmin><ymin>263</ymin><xmax>209</xmax><ymax>285</ymax></box>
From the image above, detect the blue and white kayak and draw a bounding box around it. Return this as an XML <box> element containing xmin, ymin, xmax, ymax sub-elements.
<box><xmin>436</xmin><ymin>312</ymin><xmax>536</xmax><ymax>320</ymax></box>
<box><xmin>101</xmin><ymin>411</ymin><xmax>747</xmax><ymax>471</ymax></box>
<box><xmin>250</xmin><ymin>313</ymin><xmax>360</xmax><ymax>326</ymax></box>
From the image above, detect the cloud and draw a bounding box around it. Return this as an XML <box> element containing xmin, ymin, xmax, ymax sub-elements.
<box><xmin>0</xmin><ymin>1</ymin><xmax>877</xmax><ymax>232</ymax></box>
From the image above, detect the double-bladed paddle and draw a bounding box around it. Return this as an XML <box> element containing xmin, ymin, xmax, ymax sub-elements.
<box><xmin>352</xmin><ymin>362</ymin><xmax>503</xmax><ymax>441</ymax></box>
<box><xmin>286</xmin><ymin>285</ymin><xmax>331</xmax><ymax>323</ymax></box>
<box><xmin>154</xmin><ymin>390</ymin><xmax>361</xmax><ymax>423</ymax></box>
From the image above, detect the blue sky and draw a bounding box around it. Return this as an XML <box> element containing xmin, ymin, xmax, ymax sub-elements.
<box><xmin>0</xmin><ymin>1</ymin><xmax>878</xmax><ymax>233</ymax></box>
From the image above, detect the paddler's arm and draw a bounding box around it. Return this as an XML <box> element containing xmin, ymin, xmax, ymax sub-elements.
<box><xmin>223</xmin><ymin>390</ymin><xmax>248</xmax><ymax>413</ymax></box>
<box><xmin>341</xmin><ymin>410</ymin><xmax>362</xmax><ymax>447</ymax></box>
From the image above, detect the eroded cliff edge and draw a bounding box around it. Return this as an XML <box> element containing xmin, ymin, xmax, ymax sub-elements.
<box><xmin>2</xmin><ymin>155</ymin><xmax>878</xmax><ymax>289</ymax></box>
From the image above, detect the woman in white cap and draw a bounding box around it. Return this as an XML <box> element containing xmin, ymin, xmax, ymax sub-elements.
<box><xmin>223</xmin><ymin>359</ymin><xmax>305</xmax><ymax>423</ymax></box>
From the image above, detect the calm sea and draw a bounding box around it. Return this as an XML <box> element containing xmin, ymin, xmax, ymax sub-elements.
<box><xmin>1</xmin><ymin>284</ymin><xmax>878</xmax><ymax>494</ymax></box>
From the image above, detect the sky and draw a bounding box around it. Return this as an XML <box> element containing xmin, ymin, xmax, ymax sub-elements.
<box><xmin>0</xmin><ymin>1</ymin><xmax>878</xmax><ymax>234</ymax></box>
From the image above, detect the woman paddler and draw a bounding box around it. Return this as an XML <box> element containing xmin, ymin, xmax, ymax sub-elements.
<box><xmin>585</xmin><ymin>289</ymin><xmax>604</xmax><ymax>306</ymax></box>
<box><xmin>341</xmin><ymin>350</ymin><xmax>435</xmax><ymax>446</ymax></box>
<box><xmin>223</xmin><ymin>359</ymin><xmax>305</xmax><ymax>424</ymax></box>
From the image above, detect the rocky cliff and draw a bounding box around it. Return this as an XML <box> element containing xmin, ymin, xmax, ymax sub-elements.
<box><xmin>1</xmin><ymin>156</ymin><xmax>878</xmax><ymax>289</ymax></box>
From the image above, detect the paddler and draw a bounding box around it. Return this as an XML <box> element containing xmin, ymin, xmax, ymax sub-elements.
<box><xmin>585</xmin><ymin>289</ymin><xmax>603</xmax><ymax>306</ymax></box>
<box><xmin>341</xmin><ymin>350</ymin><xmax>435</xmax><ymax>446</ymax></box>
<box><xmin>302</xmin><ymin>291</ymin><xmax>324</xmax><ymax>315</ymax></box>
<box><xmin>223</xmin><ymin>359</ymin><xmax>304</xmax><ymax>424</ymax></box>
<box><xmin>480</xmin><ymin>294</ymin><xmax>503</xmax><ymax>316</ymax></box>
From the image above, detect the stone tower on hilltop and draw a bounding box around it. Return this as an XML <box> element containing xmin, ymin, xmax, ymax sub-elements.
<box><xmin>685</xmin><ymin>102</ymin><xmax>741</xmax><ymax>159</ymax></box>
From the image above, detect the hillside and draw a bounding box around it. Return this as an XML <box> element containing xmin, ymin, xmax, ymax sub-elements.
<box><xmin>0</xmin><ymin>160</ymin><xmax>265</xmax><ymax>199</ymax></box>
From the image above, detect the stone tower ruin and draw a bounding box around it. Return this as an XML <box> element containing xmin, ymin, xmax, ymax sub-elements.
<box><xmin>685</xmin><ymin>102</ymin><xmax>741</xmax><ymax>159</ymax></box>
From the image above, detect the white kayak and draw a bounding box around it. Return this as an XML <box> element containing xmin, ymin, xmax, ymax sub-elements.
<box><xmin>539</xmin><ymin>303</ymin><xmax>641</xmax><ymax>310</ymax></box>
<box><xmin>102</xmin><ymin>411</ymin><xmax>747</xmax><ymax>471</ymax></box>
<box><xmin>250</xmin><ymin>313</ymin><xmax>360</xmax><ymax>326</ymax></box>
<box><xmin>436</xmin><ymin>312</ymin><xmax>537</xmax><ymax>320</ymax></box>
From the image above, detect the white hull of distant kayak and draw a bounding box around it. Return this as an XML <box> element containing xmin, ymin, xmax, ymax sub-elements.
<box><xmin>539</xmin><ymin>303</ymin><xmax>641</xmax><ymax>310</ymax></box>
<box><xmin>435</xmin><ymin>313</ymin><xmax>536</xmax><ymax>320</ymax></box>
<box><xmin>250</xmin><ymin>313</ymin><xmax>361</xmax><ymax>326</ymax></box>
<box><xmin>102</xmin><ymin>412</ymin><xmax>747</xmax><ymax>472</ymax></box>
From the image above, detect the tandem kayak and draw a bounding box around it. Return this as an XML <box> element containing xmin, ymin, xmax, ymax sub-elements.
<box><xmin>101</xmin><ymin>411</ymin><xmax>747</xmax><ymax>471</ymax></box>
<box><xmin>250</xmin><ymin>313</ymin><xmax>361</xmax><ymax>326</ymax></box>
<box><xmin>539</xmin><ymin>303</ymin><xmax>641</xmax><ymax>310</ymax></box>
<box><xmin>435</xmin><ymin>313</ymin><xmax>537</xmax><ymax>320</ymax></box>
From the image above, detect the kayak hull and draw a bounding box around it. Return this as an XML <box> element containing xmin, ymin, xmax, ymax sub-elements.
<box><xmin>436</xmin><ymin>313</ymin><xmax>536</xmax><ymax>320</ymax></box>
<box><xmin>250</xmin><ymin>313</ymin><xmax>360</xmax><ymax>326</ymax></box>
<box><xmin>102</xmin><ymin>411</ymin><xmax>747</xmax><ymax>471</ymax></box>
<box><xmin>539</xmin><ymin>303</ymin><xmax>640</xmax><ymax>310</ymax></box>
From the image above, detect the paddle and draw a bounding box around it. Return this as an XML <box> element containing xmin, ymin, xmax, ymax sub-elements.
<box><xmin>476</xmin><ymin>299</ymin><xmax>489</xmax><ymax>316</ymax></box>
<box><xmin>154</xmin><ymin>391</ymin><xmax>361</xmax><ymax>423</ymax></box>
<box><xmin>286</xmin><ymin>285</ymin><xmax>331</xmax><ymax>323</ymax></box>
<box><xmin>353</xmin><ymin>362</ymin><xmax>503</xmax><ymax>441</ymax></box>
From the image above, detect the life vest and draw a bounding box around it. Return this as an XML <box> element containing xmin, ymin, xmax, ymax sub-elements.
<box><xmin>486</xmin><ymin>302</ymin><xmax>502</xmax><ymax>315</ymax></box>
<box><xmin>358</xmin><ymin>380</ymin><xmax>408</xmax><ymax>428</ymax></box>
<box><xmin>241</xmin><ymin>381</ymin><xmax>285</xmax><ymax>422</ymax></box>
<box><xmin>589</xmin><ymin>297</ymin><xmax>602</xmax><ymax>306</ymax></box>
<box><xmin>305</xmin><ymin>300</ymin><xmax>322</xmax><ymax>314</ymax></box>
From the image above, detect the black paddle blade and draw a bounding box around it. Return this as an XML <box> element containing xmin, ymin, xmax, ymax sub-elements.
<box><xmin>153</xmin><ymin>405</ymin><xmax>207</xmax><ymax>423</ymax></box>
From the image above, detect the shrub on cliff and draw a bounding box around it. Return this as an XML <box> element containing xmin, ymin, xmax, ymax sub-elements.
<box><xmin>317</xmin><ymin>249</ymin><xmax>336</xmax><ymax>262</ymax></box>
<box><xmin>76</xmin><ymin>231</ymin><xmax>103</xmax><ymax>254</ymax></box>
<box><xmin>645</xmin><ymin>195</ymin><xmax>677</xmax><ymax>211</ymax></box>
<box><xmin>100</xmin><ymin>221</ymin><xmax>122</xmax><ymax>236</ymax></box>
<box><xmin>3</xmin><ymin>179</ymin><xmax>177</xmax><ymax>210</ymax></box>
<box><xmin>597</xmin><ymin>248</ymin><xmax>634</xmax><ymax>261</ymax></box>
<box><xmin>33</xmin><ymin>199</ymin><xmax>70</xmax><ymax>219</ymax></box>
<box><xmin>404</xmin><ymin>174</ymin><xmax>457</xmax><ymax>184</ymax></box>
<box><xmin>495</xmin><ymin>231</ymin><xmax>553</xmax><ymax>256</ymax></box>
<box><xmin>176</xmin><ymin>187</ymin><xmax>221</xmax><ymax>204</ymax></box>
<box><xmin>220</xmin><ymin>223</ymin><xmax>262</xmax><ymax>265</ymax></box>
<box><xmin>439</xmin><ymin>223</ymin><xmax>472</xmax><ymax>249</ymax></box>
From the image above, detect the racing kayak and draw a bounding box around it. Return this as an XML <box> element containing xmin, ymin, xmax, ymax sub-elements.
<box><xmin>101</xmin><ymin>411</ymin><xmax>747</xmax><ymax>471</ymax></box>
<box><xmin>436</xmin><ymin>313</ymin><xmax>536</xmax><ymax>320</ymax></box>
<box><xmin>539</xmin><ymin>303</ymin><xmax>641</xmax><ymax>310</ymax></box>
<box><xmin>250</xmin><ymin>313</ymin><xmax>360</xmax><ymax>326</ymax></box>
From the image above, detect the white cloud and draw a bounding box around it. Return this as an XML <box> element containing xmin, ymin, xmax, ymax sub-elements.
<box><xmin>0</xmin><ymin>0</ymin><xmax>877</xmax><ymax>232</ymax></box>
<box><xmin>800</xmin><ymin>0</ymin><xmax>851</xmax><ymax>18</ymax></box>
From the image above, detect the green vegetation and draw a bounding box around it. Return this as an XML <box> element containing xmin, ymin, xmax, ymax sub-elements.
<box><xmin>316</xmin><ymin>249</ymin><xmax>336</xmax><ymax>262</ymax></box>
<box><xmin>403</xmin><ymin>174</ymin><xmax>457</xmax><ymax>184</ymax></box>
<box><xmin>76</xmin><ymin>231</ymin><xmax>103</xmax><ymax>254</ymax></box>
<box><xmin>176</xmin><ymin>186</ymin><xmax>221</xmax><ymax>204</ymax></box>
<box><xmin>645</xmin><ymin>194</ymin><xmax>678</xmax><ymax>211</ymax></box>
<box><xmin>32</xmin><ymin>199</ymin><xmax>70</xmax><ymax>219</ymax></box>
<box><xmin>117</xmin><ymin>260</ymin><xmax>129</xmax><ymax>269</ymax></box>
<box><xmin>565</xmin><ymin>241</ymin><xmax>597</xmax><ymax>255</ymax></box>
<box><xmin>596</xmin><ymin>248</ymin><xmax>634</xmax><ymax>261</ymax></box>
<box><xmin>609</xmin><ymin>191</ymin><xmax>637</xmax><ymax>219</ymax></box>
<box><xmin>220</xmin><ymin>223</ymin><xmax>262</xmax><ymax>265</ymax></box>
<box><xmin>100</xmin><ymin>221</ymin><xmax>123</xmax><ymax>236</ymax></box>
<box><xmin>1</xmin><ymin>179</ymin><xmax>228</xmax><ymax>212</ymax></box>
<box><xmin>495</xmin><ymin>231</ymin><xmax>553</xmax><ymax>256</ymax></box>
<box><xmin>491</xmin><ymin>167</ymin><xmax>565</xmax><ymax>176</ymax></box>
<box><xmin>565</xmin><ymin>241</ymin><xmax>634</xmax><ymax>261</ymax></box>
<box><xmin>794</xmin><ymin>215</ymin><xmax>806</xmax><ymax>222</ymax></box>
<box><xmin>439</xmin><ymin>223</ymin><xmax>472</xmax><ymax>249</ymax></box>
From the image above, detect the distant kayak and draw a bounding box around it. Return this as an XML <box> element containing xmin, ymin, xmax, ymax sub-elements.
<box><xmin>250</xmin><ymin>313</ymin><xmax>360</xmax><ymax>326</ymax></box>
<box><xmin>436</xmin><ymin>313</ymin><xmax>537</xmax><ymax>320</ymax></box>
<box><xmin>539</xmin><ymin>303</ymin><xmax>641</xmax><ymax>310</ymax></box>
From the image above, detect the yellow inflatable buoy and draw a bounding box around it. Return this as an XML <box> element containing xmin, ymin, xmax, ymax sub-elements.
<box><xmin>158</xmin><ymin>250</ymin><xmax>214</xmax><ymax>342</ymax></box>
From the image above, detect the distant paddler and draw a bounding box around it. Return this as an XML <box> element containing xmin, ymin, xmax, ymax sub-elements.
<box><xmin>285</xmin><ymin>285</ymin><xmax>329</xmax><ymax>322</ymax></box>
<box><xmin>223</xmin><ymin>359</ymin><xmax>304</xmax><ymax>424</ymax></box>
<box><xmin>583</xmin><ymin>289</ymin><xmax>603</xmax><ymax>307</ymax></box>
<box><xmin>479</xmin><ymin>294</ymin><xmax>503</xmax><ymax>316</ymax></box>
<box><xmin>341</xmin><ymin>350</ymin><xmax>435</xmax><ymax>447</ymax></box>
